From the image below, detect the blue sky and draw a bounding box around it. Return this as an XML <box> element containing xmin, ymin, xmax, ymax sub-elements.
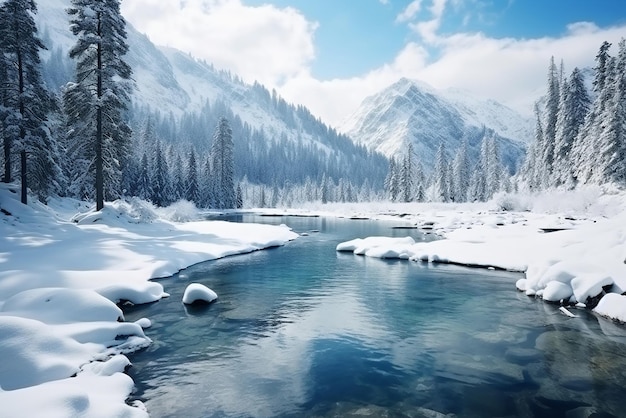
<box><xmin>122</xmin><ymin>0</ymin><xmax>626</xmax><ymax>126</ymax></box>
<box><xmin>243</xmin><ymin>0</ymin><xmax>626</xmax><ymax>79</ymax></box>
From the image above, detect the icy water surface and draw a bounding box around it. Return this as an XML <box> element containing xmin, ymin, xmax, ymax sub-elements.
<box><xmin>125</xmin><ymin>215</ymin><xmax>626</xmax><ymax>418</ymax></box>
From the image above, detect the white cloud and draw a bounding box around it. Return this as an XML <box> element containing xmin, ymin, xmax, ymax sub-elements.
<box><xmin>396</xmin><ymin>0</ymin><xmax>424</xmax><ymax>23</ymax></box>
<box><xmin>280</xmin><ymin>23</ymin><xmax>626</xmax><ymax>128</ymax></box>
<box><xmin>121</xmin><ymin>0</ymin><xmax>317</xmax><ymax>87</ymax></box>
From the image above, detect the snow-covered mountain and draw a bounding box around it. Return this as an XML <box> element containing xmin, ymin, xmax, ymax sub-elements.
<box><xmin>36</xmin><ymin>0</ymin><xmax>311</xmax><ymax>137</ymax></box>
<box><xmin>33</xmin><ymin>0</ymin><xmax>388</xmax><ymax>191</ymax></box>
<box><xmin>340</xmin><ymin>78</ymin><xmax>533</xmax><ymax>172</ymax></box>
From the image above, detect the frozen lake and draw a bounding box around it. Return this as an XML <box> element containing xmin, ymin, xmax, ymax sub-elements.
<box><xmin>125</xmin><ymin>215</ymin><xmax>626</xmax><ymax>417</ymax></box>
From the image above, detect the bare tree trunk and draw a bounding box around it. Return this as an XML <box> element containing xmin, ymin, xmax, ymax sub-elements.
<box><xmin>95</xmin><ymin>13</ymin><xmax>104</xmax><ymax>211</ymax></box>
<box><xmin>20</xmin><ymin>150</ymin><xmax>26</xmax><ymax>204</ymax></box>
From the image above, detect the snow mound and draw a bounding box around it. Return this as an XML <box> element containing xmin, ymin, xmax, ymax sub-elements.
<box><xmin>182</xmin><ymin>283</ymin><xmax>218</xmax><ymax>305</ymax></box>
<box><xmin>542</xmin><ymin>281</ymin><xmax>573</xmax><ymax>303</ymax></box>
<box><xmin>336</xmin><ymin>236</ymin><xmax>415</xmax><ymax>255</ymax></box>
<box><xmin>156</xmin><ymin>199</ymin><xmax>201</xmax><ymax>222</ymax></box>
<box><xmin>96</xmin><ymin>281</ymin><xmax>167</xmax><ymax>305</ymax></box>
<box><xmin>71</xmin><ymin>198</ymin><xmax>158</xmax><ymax>225</ymax></box>
<box><xmin>0</xmin><ymin>316</ymin><xmax>93</xmax><ymax>390</ymax></box>
<box><xmin>0</xmin><ymin>353</ymin><xmax>148</xmax><ymax>418</ymax></box>
<box><xmin>1</xmin><ymin>288</ymin><xmax>123</xmax><ymax>324</ymax></box>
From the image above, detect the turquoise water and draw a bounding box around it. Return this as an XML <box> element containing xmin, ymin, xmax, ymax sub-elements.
<box><xmin>125</xmin><ymin>216</ymin><xmax>626</xmax><ymax>418</ymax></box>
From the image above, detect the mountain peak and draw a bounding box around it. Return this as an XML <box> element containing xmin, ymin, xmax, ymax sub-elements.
<box><xmin>340</xmin><ymin>78</ymin><xmax>532</xmax><ymax>172</ymax></box>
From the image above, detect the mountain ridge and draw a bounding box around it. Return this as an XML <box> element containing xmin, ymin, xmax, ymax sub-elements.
<box><xmin>340</xmin><ymin>77</ymin><xmax>532</xmax><ymax>172</ymax></box>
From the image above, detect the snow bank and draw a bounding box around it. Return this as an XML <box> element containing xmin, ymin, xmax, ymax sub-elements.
<box><xmin>1</xmin><ymin>288</ymin><xmax>124</xmax><ymax>323</ymax></box>
<box><xmin>335</xmin><ymin>187</ymin><xmax>626</xmax><ymax>324</ymax></box>
<box><xmin>0</xmin><ymin>186</ymin><xmax>299</xmax><ymax>417</ymax></box>
<box><xmin>182</xmin><ymin>283</ymin><xmax>218</xmax><ymax>304</ymax></box>
<box><xmin>0</xmin><ymin>354</ymin><xmax>148</xmax><ymax>418</ymax></box>
<box><xmin>0</xmin><ymin>316</ymin><xmax>94</xmax><ymax>390</ymax></box>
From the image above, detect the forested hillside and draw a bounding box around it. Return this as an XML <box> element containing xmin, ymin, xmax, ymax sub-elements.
<box><xmin>519</xmin><ymin>40</ymin><xmax>626</xmax><ymax>191</ymax></box>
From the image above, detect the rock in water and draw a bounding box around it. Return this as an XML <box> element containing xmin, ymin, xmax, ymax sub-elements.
<box><xmin>182</xmin><ymin>283</ymin><xmax>218</xmax><ymax>305</ymax></box>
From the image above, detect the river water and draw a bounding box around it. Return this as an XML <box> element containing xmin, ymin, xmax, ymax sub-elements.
<box><xmin>124</xmin><ymin>215</ymin><xmax>626</xmax><ymax>418</ymax></box>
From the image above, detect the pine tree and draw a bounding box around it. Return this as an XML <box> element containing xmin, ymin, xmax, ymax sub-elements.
<box><xmin>210</xmin><ymin>117</ymin><xmax>235</xmax><ymax>208</ymax></box>
<box><xmin>151</xmin><ymin>140</ymin><xmax>170</xmax><ymax>206</ymax></box>
<box><xmin>573</xmin><ymin>42</ymin><xmax>618</xmax><ymax>185</ymax></box>
<box><xmin>554</xmin><ymin>67</ymin><xmax>591</xmax><ymax>187</ymax></box>
<box><xmin>236</xmin><ymin>184</ymin><xmax>243</xmax><ymax>209</ymax></box>
<box><xmin>431</xmin><ymin>143</ymin><xmax>450</xmax><ymax>202</ymax></box>
<box><xmin>413</xmin><ymin>158</ymin><xmax>425</xmax><ymax>202</ymax></box>
<box><xmin>200</xmin><ymin>156</ymin><xmax>213</xmax><ymax>208</ymax></box>
<box><xmin>186</xmin><ymin>149</ymin><xmax>199</xmax><ymax>204</ymax></box>
<box><xmin>596</xmin><ymin>39</ymin><xmax>626</xmax><ymax>185</ymax></box>
<box><xmin>541</xmin><ymin>57</ymin><xmax>560</xmax><ymax>187</ymax></box>
<box><xmin>485</xmin><ymin>134</ymin><xmax>502</xmax><ymax>198</ymax></box>
<box><xmin>171</xmin><ymin>151</ymin><xmax>185</xmax><ymax>202</ymax></box>
<box><xmin>400</xmin><ymin>143</ymin><xmax>415</xmax><ymax>202</ymax></box>
<box><xmin>520</xmin><ymin>104</ymin><xmax>545</xmax><ymax>191</ymax></box>
<box><xmin>384</xmin><ymin>157</ymin><xmax>400</xmax><ymax>201</ymax></box>
<box><xmin>64</xmin><ymin>0</ymin><xmax>133</xmax><ymax>210</ymax></box>
<box><xmin>0</xmin><ymin>0</ymin><xmax>59</xmax><ymax>201</ymax></box>
<box><xmin>593</xmin><ymin>41</ymin><xmax>613</xmax><ymax>97</ymax></box>
<box><xmin>136</xmin><ymin>151</ymin><xmax>152</xmax><ymax>200</ymax></box>
<box><xmin>451</xmin><ymin>139</ymin><xmax>470</xmax><ymax>202</ymax></box>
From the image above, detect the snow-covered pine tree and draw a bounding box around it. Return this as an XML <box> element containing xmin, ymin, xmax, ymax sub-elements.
<box><xmin>171</xmin><ymin>151</ymin><xmax>185</xmax><ymax>202</ymax></box>
<box><xmin>485</xmin><ymin>133</ymin><xmax>502</xmax><ymax>198</ymax></box>
<box><xmin>0</xmin><ymin>0</ymin><xmax>60</xmax><ymax>201</ymax></box>
<box><xmin>413</xmin><ymin>158</ymin><xmax>425</xmax><ymax>202</ymax></box>
<box><xmin>210</xmin><ymin>117</ymin><xmax>235</xmax><ymax>209</ymax></box>
<box><xmin>451</xmin><ymin>139</ymin><xmax>470</xmax><ymax>202</ymax></box>
<box><xmin>467</xmin><ymin>130</ymin><xmax>504</xmax><ymax>201</ymax></box>
<box><xmin>519</xmin><ymin>103</ymin><xmax>545</xmax><ymax>191</ymax></box>
<box><xmin>541</xmin><ymin>57</ymin><xmax>560</xmax><ymax>188</ymax></box>
<box><xmin>573</xmin><ymin>42</ymin><xmax>617</xmax><ymax>184</ymax></box>
<box><xmin>136</xmin><ymin>151</ymin><xmax>152</xmax><ymax>200</ymax></box>
<box><xmin>595</xmin><ymin>39</ymin><xmax>626</xmax><ymax>185</ymax></box>
<box><xmin>400</xmin><ymin>142</ymin><xmax>415</xmax><ymax>202</ymax></box>
<box><xmin>64</xmin><ymin>0</ymin><xmax>133</xmax><ymax>210</ymax></box>
<box><xmin>553</xmin><ymin>67</ymin><xmax>591</xmax><ymax>188</ymax></box>
<box><xmin>431</xmin><ymin>143</ymin><xmax>450</xmax><ymax>202</ymax></box>
<box><xmin>200</xmin><ymin>155</ymin><xmax>213</xmax><ymax>208</ymax></box>
<box><xmin>236</xmin><ymin>184</ymin><xmax>243</xmax><ymax>209</ymax></box>
<box><xmin>151</xmin><ymin>140</ymin><xmax>170</xmax><ymax>206</ymax></box>
<box><xmin>186</xmin><ymin>149</ymin><xmax>200</xmax><ymax>205</ymax></box>
<box><xmin>384</xmin><ymin>157</ymin><xmax>400</xmax><ymax>201</ymax></box>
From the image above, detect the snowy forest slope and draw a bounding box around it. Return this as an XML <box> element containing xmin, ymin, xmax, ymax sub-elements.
<box><xmin>34</xmin><ymin>0</ymin><xmax>388</xmax><ymax>200</ymax></box>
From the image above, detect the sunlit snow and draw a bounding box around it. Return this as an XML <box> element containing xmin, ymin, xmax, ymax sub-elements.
<box><xmin>0</xmin><ymin>183</ymin><xmax>297</xmax><ymax>417</ymax></box>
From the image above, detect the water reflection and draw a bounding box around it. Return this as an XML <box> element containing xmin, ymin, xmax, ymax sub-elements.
<box><xmin>125</xmin><ymin>216</ymin><xmax>626</xmax><ymax>418</ymax></box>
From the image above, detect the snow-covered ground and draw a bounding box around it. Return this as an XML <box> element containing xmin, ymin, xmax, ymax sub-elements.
<box><xmin>2</xmin><ymin>183</ymin><xmax>626</xmax><ymax>417</ymax></box>
<box><xmin>0</xmin><ymin>184</ymin><xmax>298</xmax><ymax>418</ymax></box>
<box><xmin>327</xmin><ymin>186</ymin><xmax>626</xmax><ymax>324</ymax></box>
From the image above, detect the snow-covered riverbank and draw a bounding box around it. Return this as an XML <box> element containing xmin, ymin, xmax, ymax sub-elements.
<box><xmin>2</xmin><ymin>183</ymin><xmax>625</xmax><ymax>417</ymax></box>
<box><xmin>0</xmin><ymin>184</ymin><xmax>298</xmax><ymax>417</ymax></box>
<box><xmin>331</xmin><ymin>187</ymin><xmax>626</xmax><ymax>324</ymax></box>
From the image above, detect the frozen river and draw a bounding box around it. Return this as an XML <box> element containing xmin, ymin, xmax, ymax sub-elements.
<box><xmin>125</xmin><ymin>215</ymin><xmax>626</xmax><ymax>417</ymax></box>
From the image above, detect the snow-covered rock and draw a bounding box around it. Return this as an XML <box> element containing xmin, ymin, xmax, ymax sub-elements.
<box><xmin>594</xmin><ymin>293</ymin><xmax>626</xmax><ymax>323</ymax></box>
<box><xmin>542</xmin><ymin>281</ymin><xmax>573</xmax><ymax>303</ymax></box>
<box><xmin>571</xmin><ymin>274</ymin><xmax>613</xmax><ymax>304</ymax></box>
<box><xmin>182</xmin><ymin>283</ymin><xmax>218</xmax><ymax>305</ymax></box>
